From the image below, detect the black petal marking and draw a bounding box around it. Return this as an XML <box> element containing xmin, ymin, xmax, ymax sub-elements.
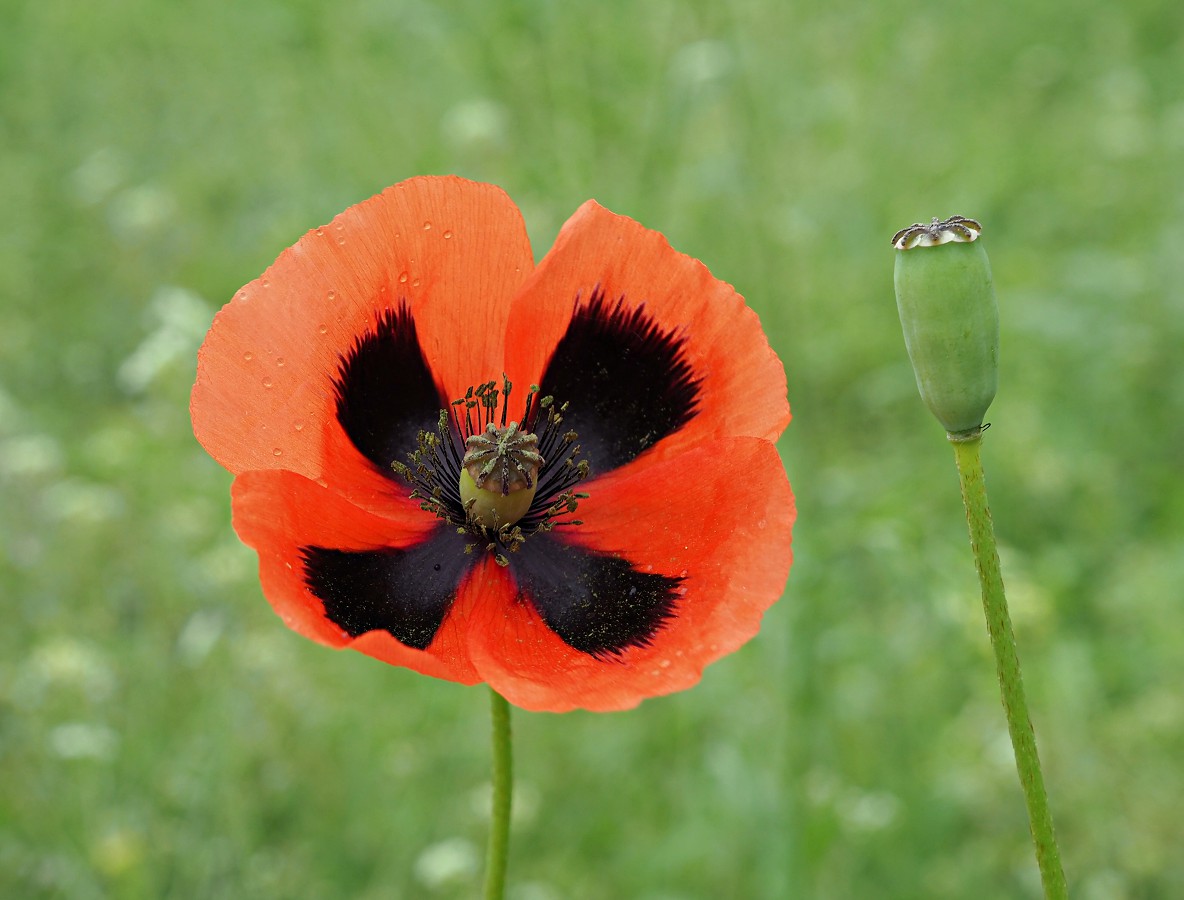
<box><xmin>301</xmin><ymin>527</ymin><xmax>473</xmax><ymax>649</ymax></box>
<box><xmin>335</xmin><ymin>304</ymin><xmax>443</xmax><ymax>477</ymax></box>
<box><xmin>538</xmin><ymin>288</ymin><xmax>701</xmax><ymax>475</ymax></box>
<box><xmin>510</xmin><ymin>534</ymin><xmax>682</xmax><ymax>659</ymax></box>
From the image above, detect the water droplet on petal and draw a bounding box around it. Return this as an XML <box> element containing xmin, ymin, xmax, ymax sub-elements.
<box><xmin>293</xmin><ymin>421</ymin><xmax>304</xmax><ymax>432</ymax></box>
<box><xmin>398</xmin><ymin>272</ymin><xmax>409</xmax><ymax>284</ymax></box>
<box><xmin>276</xmin><ymin>357</ymin><xmax>285</xmax><ymax>367</ymax></box>
<box><xmin>443</xmin><ymin>230</ymin><xmax>453</xmax><ymax>239</ymax></box>
<box><xmin>243</xmin><ymin>351</ymin><xmax>254</xmax><ymax>361</ymax></box>
<box><xmin>262</xmin><ymin>377</ymin><xmax>273</xmax><ymax>388</ymax></box>
<box><xmin>336</xmin><ymin>236</ymin><xmax>346</xmax><ymax>245</ymax></box>
<box><xmin>318</xmin><ymin>324</ymin><xmax>328</xmax><ymax>335</ymax></box>
<box><xmin>327</xmin><ymin>290</ymin><xmax>337</xmax><ymax>300</ymax></box>
<box><xmin>423</xmin><ymin>221</ymin><xmax>432</xmax><ymax>230</ymax></box>
<box><xmin>412</xmin><ymin>278</ymin><xmax>421</xmax><ymax>287</ymax></box>
<box><xmin>262</xmin><ymin>279</ymin><xmax>271</xmax><ymax>288</ymax></box>
<box><xmin>660</xmin><ymin>659</ymin><xmax>671</xmax><ymax>668</ymax></box>
<box><xmin>315</xmin><ymin>227</ymin><xmax>325</xmax><ymax>237</ymax></box>
<box><xmin>272</xmin><ymin>448</ymin><xmax>283</xmax><ymax>457</ymax></box>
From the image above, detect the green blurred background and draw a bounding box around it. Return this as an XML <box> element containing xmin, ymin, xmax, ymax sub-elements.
<box><xmin>4</xmin><ymin>0</ymin><xmax>1183</xmax><ymax>897</ymax></box>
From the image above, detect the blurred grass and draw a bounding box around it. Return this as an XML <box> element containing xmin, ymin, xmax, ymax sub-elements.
<box><xmin>3</xmin><ymin>0</ymin><xmax>1184</xmax><ymax>896</ymax></box>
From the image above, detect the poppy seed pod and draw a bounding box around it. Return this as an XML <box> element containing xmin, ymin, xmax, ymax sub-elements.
<box><xmin>892</xmin><ymin>216</ymin><xmax>999</xmax><ymax>436</ymax></box>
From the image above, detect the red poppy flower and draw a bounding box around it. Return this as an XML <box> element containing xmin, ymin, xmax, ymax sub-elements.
<box><xmin>191</xmin><ymin>176</ymin><xmax>793</xmax><ymax>712</ymax></box>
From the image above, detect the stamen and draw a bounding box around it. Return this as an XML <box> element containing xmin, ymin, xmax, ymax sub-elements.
<box><xmin>390</xmin><ymin>377</ymin><xmax>592</xmax><ymax>561</ymax></box>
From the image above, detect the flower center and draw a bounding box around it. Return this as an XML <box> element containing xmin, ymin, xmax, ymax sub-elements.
<box><xmin>391</xmin><ymin>378</ymin><xmax>590</xmax><ymax>566</ymax></box>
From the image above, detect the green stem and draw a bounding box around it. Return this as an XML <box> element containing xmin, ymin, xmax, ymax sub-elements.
<box><xmin>951</xmin><ymin>432</ymin><xmax>1068</xmax><ymax>899</ymax></box>
<box><xmin>483</xmin><ymin>689</ymin><xmax>513</xmax><ymax>900</ymax></box>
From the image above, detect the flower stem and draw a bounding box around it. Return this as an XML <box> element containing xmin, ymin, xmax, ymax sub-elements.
<box><xmin>484</xmin><ymin>688</ymin><xmax>513</xmax><ymax>900</ymax></box>
<box><xmin>950</xmin><ymin>431</ymin><xmax>1067</xmax><ymax>899</ymax></box>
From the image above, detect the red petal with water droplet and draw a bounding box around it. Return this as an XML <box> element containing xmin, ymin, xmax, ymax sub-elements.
<box><xmin>464</xmin><ymin>437</ymin><xmax>794</xmax><ymax>712</ymax></box>
<box><xmin>502</xmin><ymin>200</ymin><xmax>790</xmax><ymax>468</ymax></box>
<box><xmin>191</xmin><ymin>176</ymin><xmax>533</xmax><ymax>514</ymax></box>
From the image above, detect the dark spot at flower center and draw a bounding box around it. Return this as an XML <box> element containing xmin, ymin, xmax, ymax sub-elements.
<box><xmin>334</xmin><ymin>305</ymin><xmax>443</xmax><ymax>476</ymax></box>
<box><xmin>538</xmin><ymin>287</ymin><xmax>701</xmax><ymax>473</ymax></box>
<box><xmin>302</xmin><ymin>529</ymin><xmax>472</xmax><ymax>648</ymax></box>
<box><xmin>510</xmin><ymin>535</ymin><xmax>684</xmax><ymax>658</ymax></box>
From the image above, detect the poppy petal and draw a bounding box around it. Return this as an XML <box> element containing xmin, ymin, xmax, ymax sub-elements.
<box><xmin>502</xmin><ymin>200</ymin><xmax>788</xmax><ymax>477</ymax></box>
<box><xmin>533</xmin><ymin>288</ymin><xmax>700</xmax><ymax>474</ymax></box>
<box><xmin>333</xmin><ymin>303</ymin><xmax>442</xmax><ymax>476</ymax></box>
<box><xmin>465</xmin><ymin>437</ymin><xmax>793</xmax><ymax>712</ymax></box>
<box><xmin>508</xmin><ymin>533</ymin><xmax>682</xmax><ymax>658</ymax></box>
<box><xmin>230</xmin><ymin>469</ymin><xmax>481</xmax><ymax>684</ymax></box>
<box><xmin>301</xmin><ymin>526</ymin><xmax>473</xmax><ymax>650</ymax></box>
<box><xmin>351</xmin><ymin>555</ymin><xmax>509</xmax><ymax>681</ymax></box>
<box><xmin>191</xmin><ymin>176</ymin><xmax>533</xmax><ymax>498</ymax></box>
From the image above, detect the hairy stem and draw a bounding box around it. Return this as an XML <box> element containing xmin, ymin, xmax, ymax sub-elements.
<box><xmin>484</xmin><ymin>689</ymin><xmax>513</xmax><ymax>900</ymax></box>
<box><xmin>952</xmin><ymin>432</ymin><xmax>1067</xmax><ymax>899</ymax></box>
